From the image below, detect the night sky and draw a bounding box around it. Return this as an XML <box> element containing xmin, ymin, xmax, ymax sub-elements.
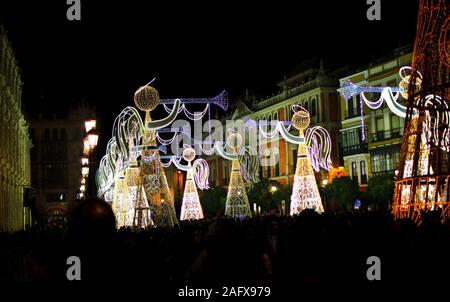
<box><xmin>0</xmin><ymin>0</ymin><xmax>418</xmax><ymax>152</ymax></box>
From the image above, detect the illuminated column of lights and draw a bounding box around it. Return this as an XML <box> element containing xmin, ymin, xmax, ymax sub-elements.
<box><xmin>290</xmin><ymin>109</ymin><xmax>324</xmax><ymax>215</ymax></box>
<box><xmin>180</xmin><ymin>147</ymin><xmax>205</xmax><ymax>221</ymax></box>
<box><xmin>225</xmin><ymin>131</ymin><xmax>252</xmax><ymax>219</ymax></box>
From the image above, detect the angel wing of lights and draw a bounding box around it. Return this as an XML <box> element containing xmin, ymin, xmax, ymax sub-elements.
<box><xmin>305</xmin><ymin>126</ymin><xmax>333</xmax><ymax>172</ymax></box>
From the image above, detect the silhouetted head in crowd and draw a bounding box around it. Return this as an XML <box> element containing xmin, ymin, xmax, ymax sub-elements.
<box><xmin>65</xmin><ymin>198</ymin><xmax>116</xmax><ymax>245</ymax></box>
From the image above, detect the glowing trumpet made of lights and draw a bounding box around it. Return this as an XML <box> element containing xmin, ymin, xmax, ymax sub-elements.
<box><xmin>160</xmin><ymin>90</ymin><xmax>229</xmax><ymax>111</ymax></box>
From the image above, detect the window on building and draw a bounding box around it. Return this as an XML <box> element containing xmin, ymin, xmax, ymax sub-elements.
<box><xmin>342</xmin><ymin>128</ymin><xmax>363</xmax><ymax>147</ymax></box>
<box><xmin>46</xmin><ymin>193</ymin><xmax>66</xmax><ymax>203</ymax></box>
<box><xmin>286</xmin><ymin>106</ymin><xmax>292</xmax><ymax>121</ymax></box>
<box><xmin>31</xmin><ymin>164</ymin><xmax>39</xmax><ymax>187</ymax></box>
<box><xmin>52</xmin><ymin>128</ymin><xmax>58</xmax><ymax>141</ymax></box>
<box><xmin>44</xmin><ymin>164</ymin><xmax>68</xmax><ymax>188</ymax></box>
<box><xmin>375</xmin><ymin>117</ymin><xmax>384</xmax><ymax>141</ymax></box>
<box><xmin>31</xmin><ymin>145</ymin><xmax>38</xmax><ymax>162</ymax></box>
<box><xmin>304</xmin><ymin>101</ymin><xmax>309</xmax><ymax>112</ymax></box>
<box><xmin>394</xmin><ymin>151</ymin><xmax>400</xmax><ymax>169</ymax></box>
<box><xmin>351</xmin><ymin>162</ymin><xmax>358</xmax><ymax>181</ymax></box>
<box><xmin>263</xmin><ymin>148</ymin><xmax>271</xmax><ymax>178</ymax></box>
<box><xmin>371</xmin><ymin>151</ymin><xmax>399</xmax><ymax>175</ymax></box>
<box><xmin>391</xmin><ymin>115</ymin><xmax>400</xmax><ymax>136</ymax></box>
<box><xmin>272</xmin><ymin>147</ymin><xmax>280</xmax><ymax>177</ymax></box>
<box><xmin>311</xmin><ymin>98</ymin><xmax>317</xmax><ymax>117</ymax></box>
<box><xmin>44</xmin><ymin>128</ymin><xmax>50</xmax><ymax>141</ymax></box>
<box><xmin>360</xmin><ymin>161</ymin><xmax>367</xmax><ymax>184</ymax></box>
<box><xmin>355</xmin><ymin>95</ymin><xmax>361</xmax><ymax>115</ymax></box>
<box><xmin>273</xmin><ymin>112</ymin><xmax>278</xmax><ymax>121</ymax></box>
<box><xmin>223</xmin><ymin>163</ymin><xmax>228</xmax><ymax>180</ymax></box>
<box><xmin>267</xmin><ymin>165</ymin><xmax>272</xmax><ymax>178</ymax></box>
<box><xmin>60</xmin><ymin>128</ymin><xmax>67</xmax><ymax>141</ymax></box>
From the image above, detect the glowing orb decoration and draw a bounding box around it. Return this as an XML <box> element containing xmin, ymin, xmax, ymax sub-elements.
<box><xmin>182</xmin><ymin>146</ymin><xmax>196</xmax><ymax>162</ymax></box>
<box><xmin>134</xmin><ymin>85</ymin><xmax>160</xmax><ymax>112</ymax></box>
<box><xmin>226</xmin><ymin>130</ymin><xmax>243</xmax><ymax>149</ymax></box>
<box><xmin>292</xmin><ymin>110</ymin><xmax>311</xmax><ymax>131</ymax></box>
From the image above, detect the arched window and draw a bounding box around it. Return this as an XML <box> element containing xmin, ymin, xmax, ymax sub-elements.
<box><xmin>304</xmin><ymin>101</ymin><xmax>309</xmax><ymax>113</ymax></box>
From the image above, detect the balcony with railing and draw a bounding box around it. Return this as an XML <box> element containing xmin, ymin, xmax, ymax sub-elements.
<box><xmin>252</xmin><ymin>78</ymin><xmax>321</xmax><ymax>110</ymax></box>
<box><xmin>343</xmin><ymin>142</ymin><xmax>368</xmax><ymax>156</ymax></box>
<box><xmin>369</xmin><ymin>128</ymin><xmax>402</xmax><ymax>143</ymax></box>
<box><xmin>371</xmin><ymin>169</ymin><xmax>396</xmax><ymax>177</ymax></box>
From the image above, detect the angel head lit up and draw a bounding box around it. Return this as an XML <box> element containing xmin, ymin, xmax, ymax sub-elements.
<box><xmin>292</xmin><ymin>107</ymin><xmax>311</xmax><ymax>131</ymax></box>
<box><xmin>134</xmin><ymin>85</ymin><xmax>160</xmax><ymax>112</ymax></box>
<box><xmin>182</xmin><ymin>146</ymin><xmax>196</xmax><ymax>162</ymax></box>
<box><xmin>226</xmin><ymin>129</ymin><xmax>243</xmax><ymax>149</ymax></box>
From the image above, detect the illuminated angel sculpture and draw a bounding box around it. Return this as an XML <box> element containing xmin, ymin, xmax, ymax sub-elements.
<box><xmin>256</xmin><ymin>105</ymin><xmax>332</xmax><ymax>215</ymax></box>
<box><xmin>96</xmin><ymin>83</ymin><xmax>228</xmax><ymax>228</ymax></box>
<box><xmin>169</xmin><ymin>146</ymin><xmax>209</xmax><ymax>221</ymax></box>
<box><xmin>289</xmin><ymin>107</ymin><xmax>328</xmax><ymax>214</ymax></box>
<box><xmin>214</xmin><ymin>129</ymin><xmax>259</xmax><ymax>218</ymax></box>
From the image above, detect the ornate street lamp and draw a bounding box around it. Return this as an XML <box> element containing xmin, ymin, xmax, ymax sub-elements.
<box><xmin>81</xmin><ymin>157</ymin><xmax>89</xmax><ymax>166</ymax></box>
<box><xmin>85</xmin><ymin>119</ymin><xmax>96</xmax><ymax>133</ymax></box>
<box><xmin>83</xmin><ymin>119</ymin><xmax>99</xmax><ymax>200</ymax></box>
<box><xmin>81</xmin><ymin>165</ymin><xmax>89</xmax><ymax>177</ymax></box>
<box><xmin>87</xmin><ymin>128</ymin><xmax>99</xmax><ymax>150</ymax></box>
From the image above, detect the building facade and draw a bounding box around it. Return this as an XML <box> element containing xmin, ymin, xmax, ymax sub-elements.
<box><xmin>0</xmin><ymin>24</ymin><xmax>33</xmax><ymax>232</ymax></box>
<box><xmin>207</xmin><ymin>59</ymin><xmax>345</xmax><ymax>187</ymax></box>
<box><xmin>29</xmin><ymin>102</ymin><xmax>96</xmax><ymax>225</ymax></box>
<box><xmin>339</xmin><ymin>47</ymin><xmax>412</xmax><ymax>189</ymax></box>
